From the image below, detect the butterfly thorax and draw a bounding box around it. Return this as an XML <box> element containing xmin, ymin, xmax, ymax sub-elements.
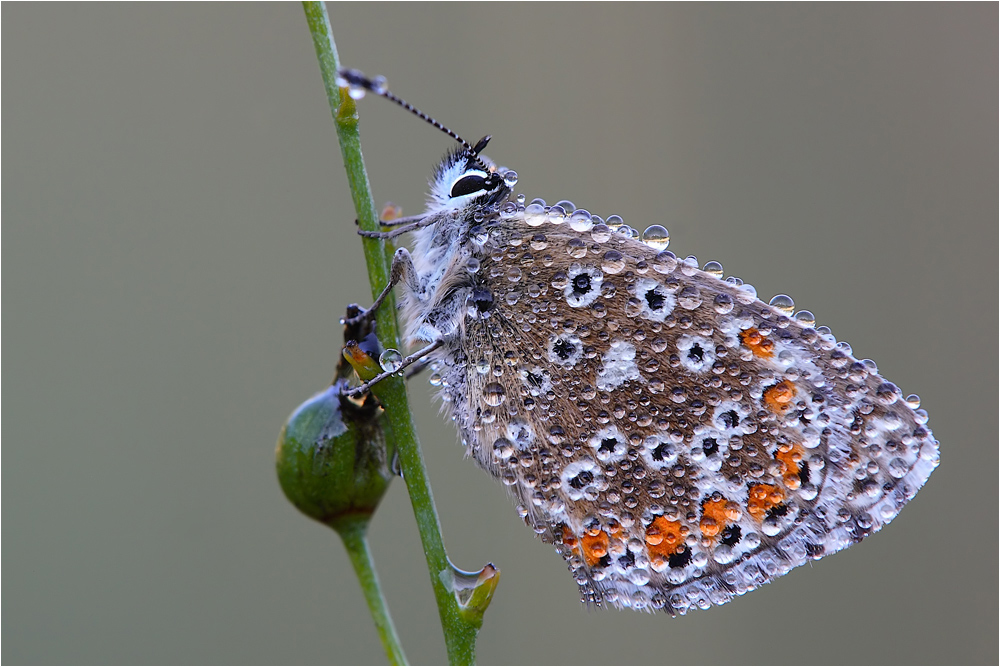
<box><xmin>399</xmin><ymin>150</ymin><xmax>513</xmax><ymax>348</ymax></box>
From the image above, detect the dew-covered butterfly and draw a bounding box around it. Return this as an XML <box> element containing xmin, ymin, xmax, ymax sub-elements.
<box><xmin>337</xmin><ymin>68</ymin><xmax>939</xmax><ymax>615</ymax></box>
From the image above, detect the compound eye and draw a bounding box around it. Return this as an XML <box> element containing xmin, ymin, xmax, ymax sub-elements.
<box><xmin>449</xmin><ymin>171</ymin><xmax>490</xmax><ymax>198</ymax></box>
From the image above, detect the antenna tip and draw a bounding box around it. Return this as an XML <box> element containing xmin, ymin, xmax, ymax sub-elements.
<box><xmin>471</xmin><ymin>136</ymin><xmax>492</xmax><ymax>156</ymax></box>
<box><xmin>335</xmin><ymin>68</ymin><xmax>387</xmax><ymax>99</ymax></box>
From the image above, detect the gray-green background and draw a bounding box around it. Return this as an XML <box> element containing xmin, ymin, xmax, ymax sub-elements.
<box><xmin>4</xmin><ymin>3</ymin><xmax>996</xmax><ymax>664</ymax></box>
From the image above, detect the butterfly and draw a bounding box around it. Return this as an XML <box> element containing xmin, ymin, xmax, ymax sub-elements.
<box><xmin>338</xmin><ymin>68</ymin><xmax>940</xmax><ymax>615</ymax></box>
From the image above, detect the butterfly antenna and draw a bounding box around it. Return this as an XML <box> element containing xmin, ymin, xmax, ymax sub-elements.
<box><xmin>336</xmin><ymin>68</ymin><xmax>492</xmax><ymax>169</ymax></box>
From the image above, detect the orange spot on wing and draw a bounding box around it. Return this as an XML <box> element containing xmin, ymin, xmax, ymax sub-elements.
<box><xmin>747</xmin><ymin>483</ymin><xmax>785</xmax><ymax>521</ymax></box>
<box><xmin>645</xmin><ymin>516</ymin><xmax>685</xmax><ymax>560</ymax></box>
<box><xmin>561</xmin><ymin>525</ymin><xmax>578</xmax><ymax>549</ymax></box>
<box><xmin>740</xmin><ymin>328</ymin><xmax>774</xmax><ymax>358</ymax></box>
<box><xmin>775</xmin><ymin>443</ymin><xmax>805</xmax><ymax>489</ymax></box>
<box><xmin>580</xmin><ymin>529</ymin><xmax>609</xmax><ymax>567</ymax></box>
<box><xmin>700</xmin><ymin>497</ymin><xmax>741</xmax><ymax>539</ymax></box>
<box><xmin>763</xmin><ymin>380</ymin><xmax>796</xmax><ymax>413</ymax></box>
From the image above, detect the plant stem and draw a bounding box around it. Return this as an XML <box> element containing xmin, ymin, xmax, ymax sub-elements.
<box><xmin>337</xmin><ymin>519</ymin><xmax>408</xmax><ymax>665</ymax></box>
<box><xmin>301</xmin><ymin>3</ymin><xmax>481</xmax><ymax>663</ymax></box>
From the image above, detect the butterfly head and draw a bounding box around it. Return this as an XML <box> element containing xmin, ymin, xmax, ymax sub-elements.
<box><xmin>334</xmin><ymin>69</ymin><xmax>515</xmax><ymax>216</ymax></box>
<box><xmin>428</xmin><ymin>136</ymin><xmax>512</xmax><ymax>214</ymax></box>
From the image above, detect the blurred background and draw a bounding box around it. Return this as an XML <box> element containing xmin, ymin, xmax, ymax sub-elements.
<box><xmin>4</xmin><ymin>4</ymin><xmax>996</xmax><ymax>664</ymax></box>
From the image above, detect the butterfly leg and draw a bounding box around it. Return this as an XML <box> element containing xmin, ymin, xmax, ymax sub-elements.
<box><xmin>353</xmin><ymin>212</ymin><xmax>424</xmax><ymax>229</ymax></box>
<box><xmin>342</xmin><ymin>247</ymin><xmax>418</xmax><ymax>326</ymax></box>
<box><xmin>346</xmin><ymin>339</ymin><xmax>444</xmax><ymax>396</ymax></box>
<box><xmin>357</xmin><ymin>215</ymin><xmax>437</xmax><ymax>239</ymax></box>
<box><xmin>404</xmin><ymin>356</ymin><xmax>432</xmax><ymax>379</ymax></box>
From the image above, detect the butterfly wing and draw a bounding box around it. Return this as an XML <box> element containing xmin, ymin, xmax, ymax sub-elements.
<box><xmin>433</xmin><ymin>205</ymin><xmax>938</xmax><ymax>615</ymax></box>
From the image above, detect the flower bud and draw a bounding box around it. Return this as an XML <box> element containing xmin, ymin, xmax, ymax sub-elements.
<box><xmin>276</xmin><ymin>381</ymin><xmax>391</xmax><ymax>531</ymax></box>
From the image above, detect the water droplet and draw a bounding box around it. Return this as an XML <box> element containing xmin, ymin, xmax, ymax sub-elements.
<box><xmin>905</xmin><ymin>394</ymin><xmax>921</xmax><ymax>409</ymax></box>
<box><xmin>793</xmin><ymin>310</ymin><xmax>816</xmax><ymax>327</ymax></box>
<box><xmin>605</xmin><ymin>214</ymin><xmax>625</xmax><ymax>231</ymax></box>
<box><xmin>470</xmin><ymin>225</ymin><xmax>489</xmax><ymax>245</ymax></box>
<box><xmin>677</xmin><ymin>286</ymin><xmax>702</xmax><ymax>310</ymax></box>
<box><xmin>484</xmin><ymin>382</ymin><xmax>506</xmax><ymax>406</ymax></box>
<box><xmin>652</xmin><ymin>251</ymin><xmax>677</xmax><ymax>275</ymax></box>
<box><xmin>888</xmin><ymin>457</ymin><xmax>909</xmax><ymax>478</ymax></box>
<box><xmin>529</xmin><ymin>233</ymin><xmax>548</xmax><ymax>250</ymax></box>
<box><xmin>466</xmin><ymin>288</ymin><xmax>494</xmax><ymax>318</ymax></box>
<box><xmin>506</xmin><ymin>267</ymin><xmax>522</xmax><ymax>282</ymax></box>
<box><xmin>567</xmin><ymin>238</ymin><xmax>587</xmax><ymax>258</ymax></box>
<box><xmin>550</xmin><ymin>271</ymin><xmax>569</xmax><ymax>289</ymax></box>
<box><xmin>524</xmin><ymin>203</ymin><xmax>546</xmax><ymax>226</ymax></box>
<box><xmin>713</xmin><ymin>293</ymin><xmax>734</xmax><ymax>314</ymax></box>
<box><xmin>466</xmin><ymin>257</ymin><xmax>481</xmax><ymax>274</ymax></box>
<box><xmin>591</xmin><ymin>224</ymin><xmax>612</xmax><ymax>243</ymax></box>
<box><xmin>515</xmin><ymin>193</ymin><xmax>526</xmax><ymax>205</ymax></box>
<box><xmin>547</xmin><ymin>205</ymin><xmax>567</xmax><ymax>225</ymax></box>
<box><xmin>761</xmin><ymin>515</ymin><xmax>782</xmax><ymax>536</ymax></box>
<box><xmin>703</xmin><ymin>261</ymin><xmax>724</xmax><ymax>278</ymax></box>
<box><xmin>503</xmin><ymin>170</ymin><xmax>518</xmax><ymax>186</ymax></box>
<box><xmin>681</xmin><ymin>256</ymin><xmax>698</xmax><ymax>276</ymax></box>
<box><xmin>555</xmin><ymin>200</ymin><xmax>576</xmax><ymax>213</ymax></box>
<box><xmin>569</xmin><ymin>209</ymin><xmax>594</xmax><ymax>232</ymax></box>
<box><xmin>629</xmin><ymin>568</ymin><xmax>650</xmax><ymax>586</ymax></box>
<box><xmin>429</xmin><ymin>372</ymin><xmax>443</xmax><ymax>387</ymax></box>
<box><xmin>493</xmin><ymin>438</ymin><xmax>514</xmax><ymax>459</ymax></box>
<box><xmin>713</xmin><ymin>545</ymin><xmax>735</xmax><ymax>564</ymax></box>
<box><xmin>641</xmin><ymin>225</ymin><xmax>670</xmax><ymax>249</ymax></box>
<box><xmin>876</xmin><ymin>382</ymin><xmax>901</xmax><ymax>405</ymax></box>
<box><xmin>379</xmin><ymin>349</ymin><xmax>403</xmax><ymax>373</ymax></box>
<box><xmin>798</xmin><ymin>483</ymin><xmax>818</xmax><ymax>500</ymax></box>
<box><xmin>769</xmin><ymin>294</ymin><xmax>795</xmax><ymax>315</ymax></box>
<box><xmin>499</xmin><ymin>201</ymin><xmax>518</xmax><ymax>219</ymax></box>
<box><xmin>737</xmin><ymin>283</ymin><xmax>757</xmax><ymax>302</ymax></box>
<box><xmin>601</xmin><ymin>250</ymin><xmax>626</xmax><ymax>274</ymax></box>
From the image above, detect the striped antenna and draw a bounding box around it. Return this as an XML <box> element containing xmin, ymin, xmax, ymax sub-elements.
<box><xmin>336</xmin><ymin>68</ymin><xmax>492</xmax><ymax>167</ymax></box>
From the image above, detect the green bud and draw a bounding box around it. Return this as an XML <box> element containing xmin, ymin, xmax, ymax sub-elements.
<box><xmin>276</xmin><ymin>381</ymin><xmax>391</xmax><ymax>531</ymax></box>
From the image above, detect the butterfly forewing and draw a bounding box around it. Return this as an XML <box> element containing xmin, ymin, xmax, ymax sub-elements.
<box><xmin>430</xmin><ymin>202</ymin><xmax>937</xmax><ymax>615</ymax></box>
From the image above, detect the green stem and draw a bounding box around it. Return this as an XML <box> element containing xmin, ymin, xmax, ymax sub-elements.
<box><xmin>337</xmin><ymin>519</ymin><xmax>408</xmax><ymax>665</ymax></box>
<box><xmin>302</xmin><ymin>3</ymin><xmax>481</xmax><ymax>664</ymax></box>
